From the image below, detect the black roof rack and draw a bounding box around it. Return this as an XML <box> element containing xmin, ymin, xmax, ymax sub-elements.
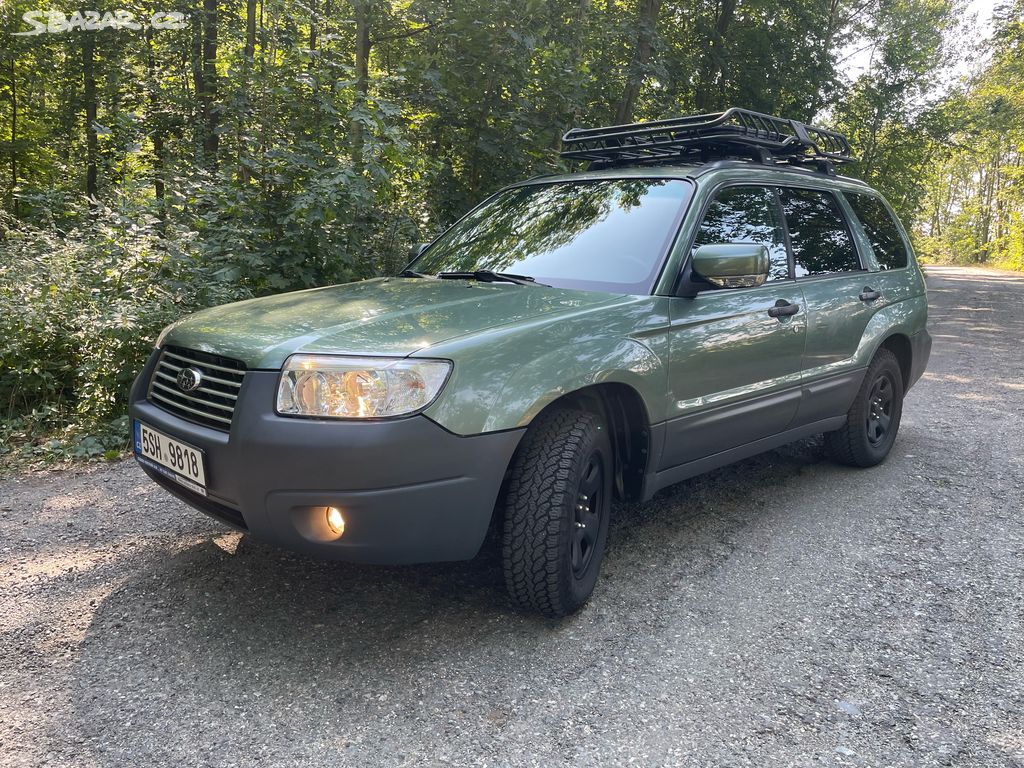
<box><xmin>560</xmin><ymin>108</ymin><xmax>854</xmax><ymax>173</ymax></box>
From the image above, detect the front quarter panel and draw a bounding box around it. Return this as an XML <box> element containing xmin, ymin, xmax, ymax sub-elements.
<box><xmin>421</xmin><ymin>296</ymin><xmax>671</xmax><ymax>435</ymax></box>
<box><xmin>480</xmin><ymin>337</ymin><xmax>664</xmax><ymax>433</ymax></box>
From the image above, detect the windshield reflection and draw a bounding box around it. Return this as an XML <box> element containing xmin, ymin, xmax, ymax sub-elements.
<box><xmin>412</xmin><ymin>179</ymin><xmax>692</xmax><ymax>294</ymax></box>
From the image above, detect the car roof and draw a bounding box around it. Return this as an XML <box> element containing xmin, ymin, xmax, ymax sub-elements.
<box><xmin>513</xmin><ymin>160</ymin><xmax>872</xmax><ymax>193</ymax></box>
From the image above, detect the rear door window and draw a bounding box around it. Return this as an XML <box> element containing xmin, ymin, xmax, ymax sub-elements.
<box><xmin>846</xmin><ymin>193</ymin><xmax>909</xmax><ymax>269</ymax></box>
<box><xmin>692</xmin><ymin>185</ymin><xmax>789</xmax><ymax>281</ymax></box>
<box><xmin>778</xmin><ymin>187</ymin><xmax>862</xmax><ymax>277</ymax></box>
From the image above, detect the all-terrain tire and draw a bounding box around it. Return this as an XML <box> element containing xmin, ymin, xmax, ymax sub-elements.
<box><xmin>825</xmin><ymin>348</ymin><xmax>905</xmax><ymax>467</ymax></box>
<box><xmin>501</xmin><ymin>408</ymin><xmax>612</xmax><ymax>618</ymax></box>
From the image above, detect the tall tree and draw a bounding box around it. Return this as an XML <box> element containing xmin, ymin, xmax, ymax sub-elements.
<box><xmin>832</xmin><ymin>0</ymin><xmax>961</xmax><ymax>218</ymax></box>
<box><xmin>693</xmin><ymin>0</ymin><xmax>737</xmax><ymax>111</ymax></box>
<box><xmin>145</xmin><ymin>28</ymin><xmax>165</xmax><ymax>202</ymax></box>
<box><xmin>199</xmin><ymin>0</ymin><xmax>219</xmax><ymax>167</ymax></box>
<box><xmin>350</xmin><ymin>0</ymin><xmax>373</xmax><ymax>170</ymax></box>
<box><xmin>6</xmin><ymin>46</ymin><xmax>16</xmax><ymax>216</ymax></box>
<box><xmin>615</xmin><ymin>0</ymin><xmax>662</xmax><ymax>124</ymax></box>
<box><xmin>913</xmin><ymin>0</ymin><xmax>1024</xmax><ymax>265</ymax></box>
<box><xmin>83</xmin><ymin>32</ymin><xmax>98</xmax><ymax>204</ymax></box>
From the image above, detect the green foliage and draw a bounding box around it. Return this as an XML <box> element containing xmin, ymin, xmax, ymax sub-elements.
<box><xmin>911</xmin><ymin>1</ymin><xmax>1024</xmax><ymax>267</ymax></box>
<box><xmin>828</xmin><ymin>0</ymin><xmax>963</xmax><ymax>224</ymax></box>
<box><xmin>0</xmin><ymin>0</ymin><xmax>1014</xmax><ymax>462</ymax></box>
<box><xmin>0</xmin><ymin>198</ymin><xmax>243</xmax><ymax>460</ymax></box>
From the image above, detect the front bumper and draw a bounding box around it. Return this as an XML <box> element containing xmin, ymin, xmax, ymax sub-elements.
<box><xmin>129</xmin><ymin>350</ymin><xmax>524</xmax><ymax>564</ymax></box>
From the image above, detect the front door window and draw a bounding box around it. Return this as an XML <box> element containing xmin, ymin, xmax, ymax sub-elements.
<box><xmin>693</xmin><ymin>185</ymin><xmax>790</xmax><ymax>282</ymax></box>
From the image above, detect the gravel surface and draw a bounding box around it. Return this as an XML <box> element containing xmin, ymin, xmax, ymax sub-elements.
<box><xmin>1</xmin><ymin>265</ymin><xmax>1022</xmax><ymax>767</ymax></box>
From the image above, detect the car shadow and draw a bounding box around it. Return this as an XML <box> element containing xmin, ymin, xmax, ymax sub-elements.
<box><xmin>64</xmin><ymin>275</ymin><xmax>977</xmax><ymax>695</ymax></box>
<box><xmin>41</xmin><ymin>270</ymin><xmax>989</xmax><ymax>763</ymax></box>
<box><xmin>80</xmin><ymin>435</ymin><xmax>830</xmax><ymax>646</ymax></box>
<box><xmin>61</xmin><ymin>435</ymin><xmax>841</xmax><ymax>759</ymax></box>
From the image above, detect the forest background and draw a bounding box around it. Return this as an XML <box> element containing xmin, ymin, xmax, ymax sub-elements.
<box><xmin>0</xmin><ymin>0</ymin><xmax>1020</xmax><ymax>460</ymax></box>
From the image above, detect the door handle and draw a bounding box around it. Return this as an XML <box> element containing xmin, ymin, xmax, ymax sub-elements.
<box><xmin>767</xmin><ymin>301</ymin><xmax>800</xmax><ymax>318</ymax></box>
<box><xmin>859</xmin><ymin>287</ymin><xmax>881</xmax><ymax>302</ymax></box>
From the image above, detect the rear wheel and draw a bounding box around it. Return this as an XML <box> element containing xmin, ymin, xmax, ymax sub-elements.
<box><xmin>501</xmin><ymin>408</ymin><xmax>612</xmax><ymax>618</ymax></box>
<box><xmin>825</xmin><ymin>348</ymin><xmax>904</xmax><ymax>467</ymax></box>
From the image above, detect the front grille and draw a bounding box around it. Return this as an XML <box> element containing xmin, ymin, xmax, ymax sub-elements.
<box><xmin>148</xmin><ymin>345</ymin><xmax>246</xmax><ymax>431</ymax></box>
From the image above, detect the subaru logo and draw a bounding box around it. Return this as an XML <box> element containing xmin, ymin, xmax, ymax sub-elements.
<box><xmin>176</xmin><ymin>367</ymin><xmax>203</xmax><ymax>392</ymax></box>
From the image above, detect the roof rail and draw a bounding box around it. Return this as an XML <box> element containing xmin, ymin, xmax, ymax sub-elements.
<box><xmin>560</xmin><ymin>108</ymin><xmax>854</xmax><ymax>173</ymax></box>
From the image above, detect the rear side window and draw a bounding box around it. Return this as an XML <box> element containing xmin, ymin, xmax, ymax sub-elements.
<box><xmin>778</xmin><ymin>187</ymin><xmax>862</xmax><ymax>277</ymax></box>
<box><xmin>846</xmin><ymin>193</ymin><xmax>909</xmax><ymax>269</ymax></box>
<box><xmin>693</xmin><ymin>185</ymin><xmax>789</xmax><ymax>281</ymax></box>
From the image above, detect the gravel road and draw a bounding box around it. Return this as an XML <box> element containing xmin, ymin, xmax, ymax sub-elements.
<box><xmin>1</xmin><ymin>265</ymin><xmax>1022</xmax><ymax>767</ymax></box>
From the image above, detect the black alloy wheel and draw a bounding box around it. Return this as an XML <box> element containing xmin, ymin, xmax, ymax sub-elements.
<box><xmin>825</xmin><ymin>347</ymin><xmax>905</xmax><ymax>467</ymax></box>
<box><xmin>570</xmin><ymin>452</ymin><xmax>605</xmax><ymax>579</ymax></box>
<box><xmin>865</xmin><ymin>370</ymin><xmax>896</xmax><ymax>445</ymax></box>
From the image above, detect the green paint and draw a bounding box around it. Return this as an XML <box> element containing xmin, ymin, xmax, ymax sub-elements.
<box><xmin>159</xmin><ymin>164</ymin><xmax>929</xmax><ymax>436</ymax></box>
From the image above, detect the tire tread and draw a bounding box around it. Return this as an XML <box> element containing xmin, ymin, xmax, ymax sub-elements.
<box><xmin>501</xmin><ymin>409</ymin><xmax>603</xmax><ymax>618</ymax></box>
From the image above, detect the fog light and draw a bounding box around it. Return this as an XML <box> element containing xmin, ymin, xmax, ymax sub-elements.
<box><xmin>325</xmin><ymin>506</ymin><xmax>345</xmax><ymax>536</ymax></box>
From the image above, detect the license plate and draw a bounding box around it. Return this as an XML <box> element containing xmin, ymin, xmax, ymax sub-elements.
<box><xmin>133</xmin><ymin>420</ymin><xmax>207</xmax><ymax>496</ymax></box>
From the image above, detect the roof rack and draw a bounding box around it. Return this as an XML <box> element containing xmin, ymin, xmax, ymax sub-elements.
<box><xmin>560</xmin><ymin>108</ymin><xmax>854</xmax><ymax>173</ymax></box>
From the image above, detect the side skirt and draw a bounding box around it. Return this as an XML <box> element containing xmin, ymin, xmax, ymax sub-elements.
<box><xmin>641</xmin><ymin>415</ymin><xmax>846</xmax><ymax>501</ymax></box>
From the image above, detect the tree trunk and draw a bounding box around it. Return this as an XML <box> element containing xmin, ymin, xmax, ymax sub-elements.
<box><xmin>309</xmin><ymin>0</ymin><xmax>318</xmax><ymax>52</ymax></box>
<box><xmin>694</xmin><ymin>0</ymin><xmax>736</xmax><ymax>111</ymax></box>
<box><xmin>245</xmin><ymin>0</ymin><xmax>257</xmax><ymax>61</ymax></box>
<box><xmin>145</xmin><ymin>28</ymin><xmax>165</xmax><ymax>202</ymax></box>
<box><xmin>980</xmin><ymin>151</ymin><xmax>998</xmax><ymax>254</ymax></box>
<box><xmin>351</xmin><ymin>0</ymin><xmax>372</xmax><ymax>170</ymax></box>
<box><xmin>83</xmin><ymin>33</ymin><xmax>98</xmax><ymax>206</ymax></box>
<box><xmin>861</xmin><ymin>100</ymin><xmax>883</xmax><ymax>179</ymax></box>
<box><xmin>809</xmin><ymin>0</ymin><xmax>843</xmax><ymax>115</ymax></box>
<box><xmin>200</xmin><ymin>0</ymin><xmax>219</xmax><ymax>168</ymax></box>
<box><xmin>8</xmin><ymin>51</ymin><xmax>17</xmax><ymax>217</ymax></box>
<box><xmin>191</xmin><ymin>8</ymin><xmax>203</xmax><ymax>161</ymax></box>
<box><xmin>567</xmin><ymin>0</ymin><xmax>591</xmax><ymax>123</ymax></box>
<box><xmin>239</xmin><ymin>0</ymin><xmax>257</xmax><ymax>184</ymax></box>
<box><xmin>550</xmin><ymin>0</ymin><xmax>591</xmax><ymax>151</ymax></box>
<box><xmin>992</xmin><ymin>142</ymin><xmax>1004</xmax><ymax>244</ymax></box>
<box><xmin>614</xmin><ymin>0</ymin><xmax>661</xmax><ymax>124</ymax></box>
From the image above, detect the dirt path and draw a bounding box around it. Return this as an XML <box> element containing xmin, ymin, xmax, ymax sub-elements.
<box><xmin>1</xmin><ymin>265</ymin><xmax>1022</xmax><ymax>767</ymax></box>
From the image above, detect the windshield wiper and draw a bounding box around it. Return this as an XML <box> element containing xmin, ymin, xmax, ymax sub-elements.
<box><xmin>398</xmin><ymin>269</ymin><xmax>433</xmax><ymax>279</ymax></box>
<box><xmin>436</xmin><ymin>270</ymin><xmax>547</xmax><ymax>287</ymax></box>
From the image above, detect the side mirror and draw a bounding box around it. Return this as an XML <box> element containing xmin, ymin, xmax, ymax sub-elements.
<box><xmin>692</xmin><ymin>244</ymin><xmax>770</xmax><ymax>289</ymax></box>
<box><xmin>408</xmin><ymin>243</ymin><xmax>428</xmax><ymax>260</ymax></box>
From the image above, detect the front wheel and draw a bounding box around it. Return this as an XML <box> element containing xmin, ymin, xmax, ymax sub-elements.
<box><xmin>501</xmin><ymin>408</ymin><xmax>612</xmax><ymax>618</ymax></box>
<box><xmin>825</xmin><ymin>348</ymin><xmax>905</xmax><ymax>467</ymax></box>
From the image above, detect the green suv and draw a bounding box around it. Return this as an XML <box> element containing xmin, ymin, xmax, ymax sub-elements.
<box><xmin>130</xmin><ymin>109</ymin><xmax>931</xmax><ymax>617</ymax></box>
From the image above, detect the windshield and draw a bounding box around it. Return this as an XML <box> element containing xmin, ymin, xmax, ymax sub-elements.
<box><xmin>410</xmin><ymin>178</ymin><xmax>692</xmax><ymax>294</ymax></box>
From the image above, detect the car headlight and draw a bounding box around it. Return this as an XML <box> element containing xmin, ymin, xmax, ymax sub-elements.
<box><xmin>276</xmin><ymin>355</ymin><xmax>452</xmax><ymax>419</ymax></box>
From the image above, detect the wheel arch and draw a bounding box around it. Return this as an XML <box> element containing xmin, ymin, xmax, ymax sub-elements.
<box><xmin>878</xmin><ymin>332</ymin><xmax>912</xmax><ymax>387</ymax></box>
<box><xmin>527</xmin><ymin>382</ymin><xmax>652</xmax><ymax>503</ymax></box>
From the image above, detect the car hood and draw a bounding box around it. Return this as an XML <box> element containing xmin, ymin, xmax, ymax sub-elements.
<box><xmin>160</xmin><ymin>277</ymin><xmax>620</xmax><ymax>369</ymax></box>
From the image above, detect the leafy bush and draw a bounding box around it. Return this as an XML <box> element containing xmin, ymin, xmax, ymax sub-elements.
<box><xmin>0</xmin><ymin>142</ymin><xmax>426</xmax><ymax>467</ymax></box>
<box><xmin>0</xmin><ymin>201</ymin><xmax>248</xmax><ymax>464</ymax></box>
